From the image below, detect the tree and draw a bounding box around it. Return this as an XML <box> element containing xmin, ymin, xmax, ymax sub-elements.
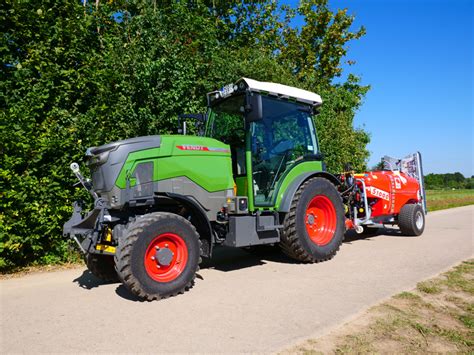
<box><xmin>277</xmin><ymin>0</ymin><xmax>370</xmax><ymax>172</ymax></box>
<box><xmin>424</xmin><ymin>173</ymin><xmax>472</xmax><ymax>190</ymax></box>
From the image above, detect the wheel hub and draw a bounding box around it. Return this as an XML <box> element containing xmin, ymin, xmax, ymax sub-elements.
<box><xmin>415</xmin><ymin>211</ymin><xmax>424</xmax><ymax>229</ymax></box>
<box><xmin>155</xmin><ymin>247</ymin><xmax>174</xmax><ymax>266</ymax></box>
<box><xmin>304</xmin><ymin>195</ymin><xmax>337</xmax><ymax>246</ymax></box>
<box><xmin>144</xmin><ymin>233</ymin><xmax>188</xmax><ymax>282</ymax></box>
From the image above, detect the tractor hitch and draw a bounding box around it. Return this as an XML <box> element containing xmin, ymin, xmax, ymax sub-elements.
<box><xmin>64</xmin><ymin>162</ymin><xmax>118</xmax><ymax>256</ymax></box>
<box><xmin>63</xmin><ymin>198</ymin><xmax>112</xmax><ymax>255</ymax></box>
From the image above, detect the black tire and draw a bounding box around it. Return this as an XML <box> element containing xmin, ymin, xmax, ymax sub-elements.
<box><xmin>85</xmin><ymin>254</ymin><xmax>119</xmax><ymax>282</ymax></box>
<box><xmin>280</xmin><ymin>177</ymin><xmax>345</xmax><ymax>262</ymax></box>
<box><xmin>398</xmin><ymin>204</ymin><xmax>425</xmax><ymax>236</ymax></box>
<box><xmin>114</xmin><ymin>212</ymin><xmax>201</xmax><ymax>301</ymax></box>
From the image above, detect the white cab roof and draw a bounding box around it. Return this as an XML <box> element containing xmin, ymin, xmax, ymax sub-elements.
<box><xmin>239</xmin><ymin>77</ymin><xmax>322</xmax><ymax>106</ymax></box>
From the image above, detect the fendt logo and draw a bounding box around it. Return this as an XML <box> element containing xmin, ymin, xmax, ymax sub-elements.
<box><xmin>176</xmin><ymin>145</ymin><xmax>230</xmax><ymax>153</ymax></box>
<box><xmin>176</xmin><ymin>145</ymin><xmax>209</xmax><ymax>151</ymax></box>
<box><xmin>366</xmin><ymin>186</ymin><xmax>390</xmax><ymax>201</ymax></box>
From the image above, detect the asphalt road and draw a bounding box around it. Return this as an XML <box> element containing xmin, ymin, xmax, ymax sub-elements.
<box><xmin>1</xmin><ymin>205</ymin><xmax>473</xmax><ymax>353</ymax></box>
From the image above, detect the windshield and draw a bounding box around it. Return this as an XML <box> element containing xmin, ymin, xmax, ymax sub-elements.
<box><xmin>206</xmin><ymin>95</ymin><xmax>247</xmax><ymax>176</ymax></box>
<box><xmin>252</xmin><ymin>96</ymin><xmax>318</xmax><ymax>206</ymax></box>
<box><xmin>206</xmin><ymin>94</ymin><xmax>245</xmax><ymax>145</ymax></box>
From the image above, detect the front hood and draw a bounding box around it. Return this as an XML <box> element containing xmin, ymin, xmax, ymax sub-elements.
<box><xmin>87</xmin><ymin>135</ymin><xmax>162</xmax><ymax>159</ymax></box>
<box><xmin>86</xmin><ymin>135</ymin><xmax>161</xmax><ymax>193</ymax></box>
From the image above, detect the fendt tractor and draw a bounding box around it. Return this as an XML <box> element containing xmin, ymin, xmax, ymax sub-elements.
<box><xmin>64</xmin><ymin>78</ymin><xmax>427</xmax><ymax>300</ymax></box>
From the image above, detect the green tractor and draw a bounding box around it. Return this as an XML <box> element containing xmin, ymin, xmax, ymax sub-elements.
<box><xmin>64</xmin><ymin>78</ymin><xmax>345</xmax><ymax>300</ymax></box>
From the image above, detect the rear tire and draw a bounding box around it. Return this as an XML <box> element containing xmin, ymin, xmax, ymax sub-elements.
<box><xmin>398</xmin><ymin>204</ymin><xmax>425</xmax><ymax>236</ymax></box>
<box><xmin>114</xmin><ymin>212</ymin><xmax>201</xmax><ymax>301</ymax></box>
<box><xmin>85</xmin><ymin>254</ymin><xmax>118</xmax><ymax>282</ymax></box>
<box><xmin>280</xmin><ymin>177</ymin><xmax>345</xmax><ymax>262</ymax></box>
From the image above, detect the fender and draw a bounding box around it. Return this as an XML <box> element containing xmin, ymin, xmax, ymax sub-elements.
<box><xmin>163</xmin><ymin>193</ymin><xmax>214</xmax><ymax>257</ymax></box>
<box><xmin>279</xmin><ymin>172</ymin><xmax>341</xmax><ymax>213</ymax></box>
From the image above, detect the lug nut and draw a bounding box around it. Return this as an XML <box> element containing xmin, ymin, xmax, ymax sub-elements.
<box><xmin>151</xmin><ymin>256</ymin><xmax>155</xmax><ymax>260</ymax></box>
<box><xmin>155</xmin><ymin>246</ymin><xmax>160</xmax><ymax>250</ymax></box>
<box><xmin>165</xmin><ymin>243</ymin><xmax>169</xmax><ymax>248</ymax></box>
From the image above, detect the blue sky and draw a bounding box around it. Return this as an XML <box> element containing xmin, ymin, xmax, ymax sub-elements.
<box><xmin>286</xmin><ymin>0</ymin><xmax>473</xmax><ymax>176</ymax></box>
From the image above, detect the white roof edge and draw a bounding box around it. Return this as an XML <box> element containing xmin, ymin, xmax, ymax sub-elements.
<box><xmin>239</xmin><ymin>77</ymin><xmax>322</xmax><ymax>106</ymax></box>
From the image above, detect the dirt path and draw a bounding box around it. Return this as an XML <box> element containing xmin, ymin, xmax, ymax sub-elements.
<box><xmin>1</xmin><ymin>206</ymin><xmax>472</xmax><ymax>353</ymax></box>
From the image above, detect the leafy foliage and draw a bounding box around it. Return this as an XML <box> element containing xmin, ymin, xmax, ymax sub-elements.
<box><xmin>0</xmin><ymin>0</ymin><xmax>369</xmax><ymax>270</ymax></box>
<box><xmin>424</xmin><ymin>173</ymin><xmax>473</xmax><ymax>190</ymax></box>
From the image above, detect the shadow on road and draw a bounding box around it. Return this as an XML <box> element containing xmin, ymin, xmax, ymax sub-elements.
<box><xmin>204</xmin><ymin>227</ymin><xmax>410</xmax><ymax>270</ymax></box>
<box><xmin>74</xmin><ymin>227</ymin><xmax>411</xmax><ymax>301</ymax></box>
<box><xmin>201</xmin><ymin>247</ymin><xmax>269</xmax><ymax>271</ymax></box>
<box><xmin>115</xmin><ymin>284</ymin><xmax>143</xmax><ymax>302</ymax></box>
<box><xmin>73</xmin><ymin>270</ymin><xmax>119</xmax><ymax>289</ymax></box>
<box><xmin>344</xmin><ymin>227</ymin><xmax>409</xmax><ymax>243</ymax></box>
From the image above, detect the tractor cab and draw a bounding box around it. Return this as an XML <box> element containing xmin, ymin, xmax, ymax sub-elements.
<box><xmin>204</xmin><ymin>78</ymin><xmax>323</xmax><ymax>208</ymax></box>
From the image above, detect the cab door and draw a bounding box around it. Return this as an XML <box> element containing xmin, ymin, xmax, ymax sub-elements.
<box><xmin>249</xmin><ymin>96</ymin><xmax>319</xmax><ymax>207</ymax></box>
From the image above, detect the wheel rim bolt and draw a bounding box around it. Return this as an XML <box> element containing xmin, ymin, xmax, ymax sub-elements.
<box><xmin>165</xmin><ymin>243</ymin><xmax>169</xmax><ymax>248</ymax></box>
<box><xmin>155</xmin><ymin>246</ymin><xmax>160</xmax><ymax>250</ymax></box>
<box><xmin>151</xmin><ymin>256</ymin><xmax>155</xmax><ymax>260</ymax></box>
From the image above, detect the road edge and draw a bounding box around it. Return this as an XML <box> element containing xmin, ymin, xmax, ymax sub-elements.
<box><xmin>277</xmin><ymin>254</ymin><xmax>474</xmax><ymax>353</ymax></box>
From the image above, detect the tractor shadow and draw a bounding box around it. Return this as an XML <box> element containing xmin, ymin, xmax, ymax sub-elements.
<box><xmin>73</xmin><ymin>270</ymin><xmax>119</xmax><ymax>290</ymax></box>
<box><xmin>74</xmin><ymin>227</ymin><xmax>409</xmax><ymax>302</ymax></box>
<box><xmin>343</xmin><ymin>227</ymin><xmax>408</xmax><ymax>243</ymax></box>
<box><xmin>200</xmin><ymin>245</ymin><xmax>297</xmax><ymax>272</ymax></box>
<box><xmin>204</xmin><ymin>226</ymin><xmax>410</xmax><ymax>272</ymax></box>
<box><xmin>73</xmin><ymin>270</ymin><xmax>143</xmax><ymax>302</ymax></box>
<box><xmin>114</xmin><ymin>284</ymin><xmax>143</xmax><ymax>302</ymax></box>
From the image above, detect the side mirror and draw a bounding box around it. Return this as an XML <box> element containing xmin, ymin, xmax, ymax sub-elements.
<box><xmin>245</xmin><ymin>93</ymin><xmax>263</xmax><ymax>123</ymax></box>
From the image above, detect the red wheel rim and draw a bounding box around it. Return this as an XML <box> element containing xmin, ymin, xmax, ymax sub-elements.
<box><xmin>144</xmin><ymin>233</ymin><xmax>188</xmax><ymax>282</ymax></box>
<box><xmin>305</xmin><ymin>195</ymin><xmax>337</xmax><ymax>246</ymax></box>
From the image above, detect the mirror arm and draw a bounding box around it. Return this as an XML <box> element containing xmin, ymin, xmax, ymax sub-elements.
<box><xmin>177</xmin><ymin>113</ymin><xmax>206</xmax><ymax>135</ymax></box>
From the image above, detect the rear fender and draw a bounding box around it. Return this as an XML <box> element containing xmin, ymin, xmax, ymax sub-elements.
<box><xmin>279</xmin><ymin>172</ymin><xmax>341</xmax><ymax>213</ymax></box>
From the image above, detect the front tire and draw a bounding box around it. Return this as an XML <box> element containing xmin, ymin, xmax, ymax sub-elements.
<box><xmin>398</xmin><ymin>204</ymin><xmax>425</xmax><ymax>236</ymax></box>
<box><xmin>280</xmin><ymin>177</ymin><xmax>345</xmax><ymax>262</ymax></box>
<box><xmin>115</xmin><ymin>212</ymin><xmax>201</xmax><ymax>301</ymax></box>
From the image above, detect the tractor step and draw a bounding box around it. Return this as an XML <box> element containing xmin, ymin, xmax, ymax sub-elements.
<box><xmin>224</xmin><ymin>215</ymin><xmax>280</xmax><ymax>248</ymax></box>
<box><xmin>257</xmin><ymin>225</ymin><xmax>284</xmax><ymax>231</ymax></box>
<box><xmin>256</xmin><ymin>211</ymin><xmax>282</xmax><ymax>231</ymax></box>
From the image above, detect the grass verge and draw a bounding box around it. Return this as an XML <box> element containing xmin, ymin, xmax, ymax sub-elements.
<box><xmin>285</xmin><ymin>260</ymin><xmax>474</xmax><ymax>354</ymax></box>
<box><xmin>0</xmin><ymin>261</ymin><xmax>84</xmax><ymax>280</ymax></box>
<box><xmin>426</xmin><ymin>189</ymin><xmax>474</xmax><ymax>211</ymax></box>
